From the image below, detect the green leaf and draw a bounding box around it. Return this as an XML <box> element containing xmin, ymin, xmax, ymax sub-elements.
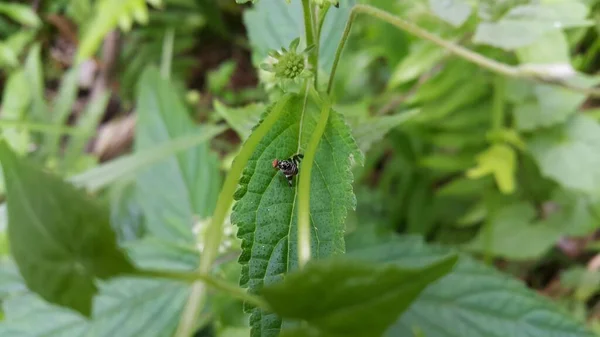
<box><xmin>0</xmin><ymin>230</ymin><xmax>193</xmax><ymax>337</ymax></box>
<box><xmin>428</xmin><ymin>0</ymin><xmax>472</xmax><ymax>27</ymax></box>
<box><xmin>0</xmin><ymin>142</ymin><xmax>135</xmax><ymax>316</ymax></box>
<box><xmin>108</xmin><ymin>180</ymin><xmax>145</xmax><ymax>243</ymax></box>
<box><xmin>23</xmin><ymin>44</ymin><xmax>47</xmax><ymax>123</ymax></box>
<box><xmin>88</xmin><ymin>277</ymin><xmax>188</xmax><ymax>337</ymax></box>
<box><xmin>214</xmin><ymin>100</ymin><xmax>265</xmax><ymax>140</ymax></box>
<box><xmin>0</xmin><ymin>69</ymin><xmax>32</xmax><ymax>163</ymax></box>
<box><xmin>353</xmin><ymin>110</ymin><xmax>418</xmax><ymax>153</ymax></box>
<box><xmin>465</xmin><ymin>202</ymin><xmax>562</xmax><ymax>260</ymax></box>
<box><xmin>0</xmin><ymin>42</ymin><xmax>18</xmax><ymax>68</ymax></box>
<box><xmin>69</xmin><ymin>125</ymin><xmax>225</xmax><ymax>192</ymax></box>
<box><xmin>511</xmin><ymin>83</ymin><xmax>589</xmax><ymax>131</ymax></box>
<box><xmin>473</xmin><ymin>2</ymin><xmax>592</xmax><ymax>50</ymax></box>
<box><xmin>44</xmin><ymin>66</ymin><xmax>81</xmax><ymax>158</ymax></box>
<box><xmin>123</xmin><ymin>236</ymin><xmax>199</xmax><ymax>271</ymax></box>
<box><xmin>528</xmin><ymin>115</ymin><xmax>600</xmax><ymax>196</ymax></box>
<box><xmin>466</xmin><ymin>144</ymin><xmax>516</xmax><ymax>194</ymax></box>
<box><xmin>62</xmin><ymin>91</ymin><xmax>111</xmax><ymax>170</ymax></box>
<box><xmin>76</xmin><ymin>0</ymin><xmax>153</xmax><ymax>63</ymax></box>
<box><xmin>263</xmin><ymin>256</ymin><xmax>457</xmax><ymax>337</ymax></box>
<box><xmin>388</xmin><ymin>42</ymin><xmax>446</xmax><ymax>89</ymax></box>
<box><xmin>0</xmin><ymin>293</ymin><xmax>89</xmax><ymax>337</ymax></box>
<box><xmin>543</xmin><ymin>189</ymin><xmax>600</xmax><ymax>237</ymax></box>
<box><xmin>0</xmin><ymin>3</ymin><xmax>41</xmax><ymax>27</ymax></box>
<box><xmin>243</xmin><ymin>0</ymin><xmax>355</xmax><ymax>72</ymax></box>
<box><xmin>509</xmin><ymin>31</ymin><xmax>594</xmax><ymax>131</ymax></box>
<box><xmin>135</xmin><ymin>67</ymin><xmax>221</xmax><ymax>243</ymax></box>
<box><xmin>0</xmin><ymin>277</ymin><xmax>187</xmax><ymax>337</ymax></box>
<box><xmin>0</xmin><ymin>259</ymin><xmax>25</xmax><ymax>300</ymax></box>
<box><xmin>208</xmin><ymin>60</ymin><xmax>237</xmax><ymax>94</ymax></box>
<box><xmin>231</xmin><ymin>93</ymin><xmax>362</xmax><ymax>336</ymax></box>
<box><xmin>347</xmin><ymin>236</ymin><xmax>594</xmax><ymax>337</ymax></box>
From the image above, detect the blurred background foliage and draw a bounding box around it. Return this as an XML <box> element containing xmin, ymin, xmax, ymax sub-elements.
<box><xmin>1</xmin><ymin>0</ymin><xmax>600</xmax><ymax>336</ymax></box>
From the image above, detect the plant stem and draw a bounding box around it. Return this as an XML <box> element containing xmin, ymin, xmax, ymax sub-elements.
<box><xmin>136</xmin><ymin>269</ymin><xmax>269</xmax><ymax>310</ymax></box>
<box><xmin>327</xmin><ymin>4</ymin><xmax>600</xmax><ymax>97</ymax></box>
<box><xmin>161</xmin><ymin>27</ymin><xmax>175</xmax><ymax>80</ymax></box>
<box><xmin>491</xmin><ymin>76</ymin><xmax>505</xmax><ymax>132</ymax></box>
<box><xmin>175</xmin><ymin>94</ymin><xmax>294</xmax><ymax>337</ymax></box>
<box><xmin>297</xmin><ymin>96</ymin><xmax>330</xmax><ymax>268</ymax></box>
<box><xmin>302</xmin><ymin>0</ymin><xmax>317</xmax><ymax>85</ymax></box>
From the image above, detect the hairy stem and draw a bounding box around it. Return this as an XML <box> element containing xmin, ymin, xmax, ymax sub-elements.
<box><xmin>302</xmin><ymin>0</ymin><xmax>317</xmax><ymax>85</ymax></box>
<box><xmin>175</xmin><ymin>94</ymin><xmax>294</xmax><ymax>337</ymax></box>
<box><xmin>297</xmin><ymin>96</ymin><xmax>330</xmax><ymax>268</ymax></box>
<box><xmin>327</xmin><ymin>4</ymin><xmax>600</xmax><ymax>97</ymax></box>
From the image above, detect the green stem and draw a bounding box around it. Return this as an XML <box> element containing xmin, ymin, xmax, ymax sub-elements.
<box><xmin>297</xmin><ymin>96</ymin><xmax>330</xmax><ymax>268</ymax></box>
<box><xmin>491</xmin><ymin>76</ymin><xmax>505</xmax><ymax>132</ymax></box>
<box><xmin>314</xmin><ymin>4</ymin><xmax>332</xmax><ymax>89</ymax></box>
<box><xmin>302</xmin><ymin>0</ymin><xmax>317</xmax><ymax>84</ymax></box>
<box><xmin>160</xmin><ymin>27</ymin><xmax>175</xmax><ymax>80</ymax></box>
<box><xmin>136</xmin><ymin>269</ymin><xmax>269</xmax><ymax>310</ymax></box>
<box><xmin>175</xmin><ymin>94</ymin><xmax>294</xmax><ymax>337</ymax></box>
<box><xmin>483</xmin><ymin>76</ymin><xmax>506</xmax><ymax>266</ymax></box>
<box><xmin>327</xmin><ymin>4</ymin><xmax>600</xmax><ymax>97</ymax></box>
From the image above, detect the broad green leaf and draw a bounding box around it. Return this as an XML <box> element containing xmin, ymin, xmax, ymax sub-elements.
<box><xmin>231</xmin><ymin>93</ymin><xmax>362</xmax><ymax>336</ymax></box>
<box><xmin>353</xmin><ymin>110</ymin><xmax>418</xmax><ymax>153</ymax></box>
<box><xmin>516</xmin><ymin>30</ymin><xmax>570</xmax><ymax>64</ymax></box>
<box><xmin>123</xmin><ymin>237</ymin><xmax>198</xmax><ymax>271</ymax></box>
<box><xmin>509</xmin><ymin>31</ymin><xmax>593</xmax><ymax>131</ymax></box>
<box><xmin>0</xmin><ymin>259</ymin><xmax>25</xmax><ymax>300</ymax></box>
<box><xmin>0</xmin><ymin>232</ymin><xmax>195</xmax><ymax>337</ymax></box>
<box><xmin>542</xmin><ymin>189</ymin><xmax>600</xmax><ymax>237</ymax></box>
<box><xmin>473</xmin><ymin>2</ymin><xmax>592</xmax><ymax>50</ymax></box>
<box><xmin>511</xmin><ymin>84</ymin><xmax>588</xmax><ymax>131</ymax></box>
<box><xmin>346</xmin><ymin>236</ymin><xmax>594</xmax><ymax>337</ymax></box>
<box><xmin>88</xmin><ymin>277</ymin><xmax>188</xmax><ymax>337</ymax></box>
<box><xmin>466</xmin><ymin>144</ymin><xmax>516</xmax><ymax>194</ymax></box>
<box><xmin>0</xmin><ymin>277</ymin><xmax>187</xmax><ymax>337</ymax></box>
<box><xmin>214</xmin><ymin>100</ymin><xmax>265</xmax><ymax>140</ymax></box>
<box><xmin>428</xmin><ymin>0</ymin><xmax>472</xmax><ymax>27</ymax></box>
<box><xmin>108</xmin><ymin>180</ymin><xmax>145</xmax><ymax>243</ymax></box>
<box><xmin>528</xmin><ymin>115</ymin><xmax>600</xmax><ymax>196</ymax></box>
<box><xmin>0</xmin><ymin>3</ymin><xmax>41</xmax><ymax>27</ymax></box>
<box><xmin>263</xmin><ymin>257</ymin><xmax>457</xmax><ymax>337</ymax></box>
<box><xmin>466</xmin><ymin>202</ymin><xmax>562</xmax><ymax>260</ymax></box>
<box><xmin>243</xmin><ymin>0</ymin><xmax>355</xmax><ymax>72</ymax></box>
<box><xmin>0</xmin><ymin>142</ymin><xmax>135</xmax><ymax>316</ymax></box>
<box><xmin>0</xmin><ymin>293</ymin><xmax>89</xmax><ymax>337</ymax></box>
<box><xmin>135</xmin><ymin>67</ymin><xmax>221</xmax><ymax>243</ymax></box>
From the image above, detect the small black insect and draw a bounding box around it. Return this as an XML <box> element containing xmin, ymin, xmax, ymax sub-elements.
<box><xmin>272</xmin><ymin>153</ymin><xmax>304</xmax><ymax>187</ymax></box>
